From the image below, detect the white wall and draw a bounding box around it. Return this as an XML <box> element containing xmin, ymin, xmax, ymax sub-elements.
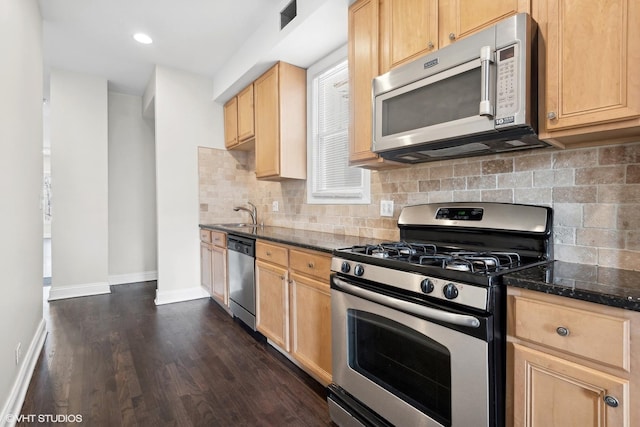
<box><xmin>0</xmin><ymin>0</ymin><xmax>47</xmax><ymax>422</ymax></box>
<box><xmin>212</xmin><ymin>0</ymin><xmax>348</xmax><ymax>102</ymax></box>
<box><xmin>108</xmin><ymin>92</ymin><xmax>158</xmax><ymax>284</ymax></box>
<box><xmin>49</xmin><ymin>70</ymin><xmax>110</xmax><ymax>300</ymax></box>
<box><xmin>152</xmin><ymin>66</ymin><xmax>222</xmax><ymax>304</ymax></box>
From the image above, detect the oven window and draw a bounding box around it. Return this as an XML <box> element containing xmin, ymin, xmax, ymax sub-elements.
<box><xmin>382</xmin><ymin>67</ymin><xmax>481</xmax><ymax>136</ymax></box>
<box><xmin>347</xmin><ymin>310</ymin><xmax>451</xmax><ymax>426</ymax></box>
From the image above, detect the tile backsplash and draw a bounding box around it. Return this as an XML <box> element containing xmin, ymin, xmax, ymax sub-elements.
<box><xmin>199</xmin><ymin>141</ymin><xmax>640</xmax><ymax>271</ymax></box>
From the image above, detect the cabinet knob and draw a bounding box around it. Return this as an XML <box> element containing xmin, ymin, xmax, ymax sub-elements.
<box><xmin>280</xmin><ymin>276</ymin><xmax>285</xmax><ymax>280</ymax></box>
<box><xmin>307</xmin><ymin>262</ymin><xmax>314</xmax><ymax>269</ymax></box>
<box><xmin>556</xmin><ymin>326</ymin><xmax>570</xmax><ymax>337</ymax></box>
<box><xmin>604</xmin><ymin>395</ymin><xmax>619</xmax><ymax>408</ymax></box>
<box><xmin>547</xmin><ymin>111</ymin><xmax>557</xmax><ymax>120</ymax></box>
<box><xmin>427</xmin><ymin>41</ymin><xmax>434</xmax><ymax>50</ymax></box>
<box><xmin>449</xmin><ymin>33</ymin><xmax>456</xmax><ymax>41</ymax></box>
<box><xmin>266</xmin><ymin>251</ymin><xmax>271</xmax><ymax>256</ymax></box>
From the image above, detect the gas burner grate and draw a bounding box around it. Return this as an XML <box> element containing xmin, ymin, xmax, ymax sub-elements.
<box><xmin>364</xmin><ymin>242</ymin><xmax>437</xmax><ymax>258</ymax></box>
<box><xmin>409</xmin><ymin>251</ymin><xmax>522</xmax><ymax>273</ymax></box>
<box><xmin>344</xmin><ymin>243</ymin><xmax>524</xmax><ymax>274</ymax></box>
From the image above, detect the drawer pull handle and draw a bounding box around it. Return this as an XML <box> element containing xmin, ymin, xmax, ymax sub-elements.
<box><xmin>556</xmin><ymin>326</ymin><xmax>570</xmax><ymax>337</ymax></box>
<box><xmin>307</xmin><ymin>262</ymin><xmax>314</xmax><ymax>269</ymax></box>
<box><xmin>604</xmin><ymin>395</ymin><xmax>619</xmax><ymax>408</ymax></box>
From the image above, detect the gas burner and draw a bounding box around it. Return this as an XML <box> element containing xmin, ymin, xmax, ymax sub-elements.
<box><xmin>343</xmin><ymin>243</ymin><xmax>527</xmax><ymax>275</ymax></box>
<box><xmin>364</xmin><ymin>242</ymin><xmax>437</xmax><ymax>259</ymax></box>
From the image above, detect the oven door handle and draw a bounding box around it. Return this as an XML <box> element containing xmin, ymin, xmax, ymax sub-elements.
<box><xmin>333</xmin><ymin>277</ymin><xmax>481</xmax><ymax>328</ymax></box>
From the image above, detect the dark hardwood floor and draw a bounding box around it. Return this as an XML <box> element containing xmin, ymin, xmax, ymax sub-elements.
<box><xmin>20</xmin><ymin>283</ymin><xmax>333</xmax><ymax>426</ymax></box>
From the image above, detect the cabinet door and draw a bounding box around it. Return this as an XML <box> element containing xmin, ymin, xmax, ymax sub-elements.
<box><xmin>254</xmin><ymin>65</ymin><xmax>280</xmax><ymax>178</ymax></box>
<box><xmin>380</xmin><ymin>0</ymin><xmax>438</xmax><ymax>72</ymax></box>
<box><xmin>223</xmin><ymin>97</ymin><xmax>238</xmax><ymax>149</ymax></box>
<box><xmin>349</xmin><ymin>0</ymin><xmax>381</xmax><ymax>165</ymax></box>
<box><xmin>211</xmin><ymin>245</ymin><xmax>227</xmax><ymax>306</ymax></box>
<box><xmin>290</xmin><ymin>273</ymin><xmax>332</xmax><ymax>386</ymax></box>
<box><xmin>512</xmin><ymin>343</ymin><xmax>628</xmax><ymax>427</ymax></box>
<box><xmin>255</xmin><ymin>260</ymin><xmax>289</xmax><ymax>350</ymax></box>
<box><xmin>541</xmin><ymin>0</ymin><xmax>640</xmax><ymax>141</ymax></box>
<box><xmin>237</xmin><ymin>84</ymin><xmax>255</xmax><ymax>142</ymax></box>
<box><xmin>438</xmin><ymin>0</ymin><xmax>529</xmax><ymax>48</ymax></box>
<box><xmin>200</xmin><ymin>243</ymin><xmax>212</xmax><ymax>296</ymax></box>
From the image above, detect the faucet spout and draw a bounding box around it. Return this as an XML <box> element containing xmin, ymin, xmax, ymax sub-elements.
<box><xmin>233</xmin><ymin>202</ymin><xmax>258</xmax><ymax>225</ymax></box>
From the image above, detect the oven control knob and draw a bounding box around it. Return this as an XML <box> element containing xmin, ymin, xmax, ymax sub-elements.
<box><xmin>354</xmin><ymin>264</ymin><xmax>365</xmax><ymax>277</ymax></box>
<box><xmin>443</xmin><ymin>283</ymin><xmax>459</xmax><ymax>300</ymax></box>
<box><xmin>420</xmin><ymin>279</ymin><xmax>435</xmax><ymax>294</ymax></box>
<box><xmin>341</xmin><ymin>261</ymin><xmax>351</xmax><ymax>273</ymax></box>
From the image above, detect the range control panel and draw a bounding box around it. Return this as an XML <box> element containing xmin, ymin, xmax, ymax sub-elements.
<box><xmin>331</xmin><ymin>257</ymin><xmax>489</xmax><ymax>311</ymax></box>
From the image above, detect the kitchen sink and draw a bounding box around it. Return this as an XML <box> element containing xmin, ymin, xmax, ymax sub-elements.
<box><xmin>216</xmin><ymin>223</ymin><xmax>259</xmax><ymax>228</ymax></box>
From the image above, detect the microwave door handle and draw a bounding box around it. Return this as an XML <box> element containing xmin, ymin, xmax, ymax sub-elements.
<box><xmin>479</xmin><ymin>46</ymin><xmax>494</xmax><ymax>117</ymax></box>
<box><xmin>332</xmin><ymin>277</ymin><xmax>481</xmax><ymax>328</ymax></box>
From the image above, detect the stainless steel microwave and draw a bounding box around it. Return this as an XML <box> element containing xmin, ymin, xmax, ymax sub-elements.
<box><xmin>372</xmin><ymin>13</ymin><xmax>549</xmax><ymax>163</ymax></box>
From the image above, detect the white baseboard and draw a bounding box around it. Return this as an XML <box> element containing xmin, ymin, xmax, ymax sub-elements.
<box><xmin>108</xmin><ymin>271</ymin><xmax>158</xmax><ymax>286</ymax></box>
<box><xmin>154</xmin><ymin>286</ymin><xmax>209</xmax><ymax>305</ymax></box>
<box><xmin>47</xmin><ymin>282</ymin><xmax>111</xmax><ymax>301</ymax></box>
<box><xmin>0</xmin><ymin>319</ymin><xmax>47</xmax><ymax>427</ymax></box>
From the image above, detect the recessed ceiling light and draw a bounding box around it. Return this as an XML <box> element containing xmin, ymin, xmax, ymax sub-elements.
<box><xmin>133</xmin><ymin>33</ymin><xmax>153</xmax><ymax>44</ymax></box>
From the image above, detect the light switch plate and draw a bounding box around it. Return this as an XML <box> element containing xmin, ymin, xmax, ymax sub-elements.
<box><xmin>380</xmin><ymin>200</ymin><xmax>394</xmax><ymax>217</ymax></box>
<box><xmin>272</xmin><ymin>201</ymin><xmax>279</xmax><ymax>212</ymax></box>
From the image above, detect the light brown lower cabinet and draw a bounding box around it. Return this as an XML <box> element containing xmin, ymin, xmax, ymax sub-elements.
<box><xmin>255</xmin><ymin>240</ymin><xmax>332</xmax><ymax>386</ymax></box>
<box><xmin>512</xmin><ymin>343</ymin><xmax>628</xmax><ymax>427</ymax></box>
<box><xmin>508</xmin><ymin>287</ymin><xmax>639</xmax><ymax>426</ymax></box>
<box><xmin>256</xmin><ymin>258</ymin><xmax>289</xmax><ymax>351</ymax></box>
<box><xmin>199</xmin><ymin>229</ymin><xmax>229</xmax><ymax>310</ymax></box>
<box><xmin>290</xmin><ymin>272</ymin><xmax>332</xmax><ymax>386</ymax></box>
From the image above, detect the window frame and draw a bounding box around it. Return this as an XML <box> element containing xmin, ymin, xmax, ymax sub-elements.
<box><xmin>306</xmin><ymin>45</ymin><xmax>371</xmax><ymax>205</ymax></box>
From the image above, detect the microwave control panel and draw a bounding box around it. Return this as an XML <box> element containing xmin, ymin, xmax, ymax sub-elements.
<box><xmin>495</xmin><ymin>44</ymin><xmax>519</xmax><ymax>122</ymax></box>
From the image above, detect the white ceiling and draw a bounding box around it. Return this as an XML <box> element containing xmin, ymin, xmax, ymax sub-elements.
<box><xmin>38</xmin><ymin>0</ymin><xmax>286</xmax><ymax>96</ymax></box>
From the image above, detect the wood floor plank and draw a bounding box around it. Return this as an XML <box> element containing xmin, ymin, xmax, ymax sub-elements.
<box><xmin>19</xmin><ymin>282</ymin><xmax>332</xmax><ymax>426</ymax></box>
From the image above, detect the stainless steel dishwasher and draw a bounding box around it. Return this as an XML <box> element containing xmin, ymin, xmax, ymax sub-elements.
<box><xmin>227</xmin><ymin>233</ymin><xmax>256</xmax><ymax>330</ymax></box>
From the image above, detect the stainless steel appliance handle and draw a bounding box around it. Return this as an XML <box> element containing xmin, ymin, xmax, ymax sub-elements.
<box><xmin>479</xmin><ymin>46</ymin><xmax>494</xmax><ymax>117</ymax></box>
<box><xmin>333</xmin><ymin>277</ymin><xmax>481</xmax><ymax>328</ymax></box>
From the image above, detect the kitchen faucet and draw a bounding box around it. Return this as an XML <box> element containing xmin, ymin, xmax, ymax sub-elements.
<box><xmin>233</xmin><ymin>202</ymin><xmax>257</xmax><ymax>226</ymax></box>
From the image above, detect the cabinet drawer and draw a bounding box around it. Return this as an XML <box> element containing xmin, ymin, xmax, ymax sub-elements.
<box><xmin>210</xmin><ymin>231</ymin><xmax>226</xmax><ymax>247</ymax></box>
<box><xmin>513</xmin><ymin>296</ymin><xmax>630</xmax><ymax>370</ymax></box>
<box><xmin>289</xmin><ymin>249</ymin><xmax>331</xmax><ymax>281</ymax></box>
<box><xmin>256</xmin><ymin>241</ymin><xmax>288</xmax><ymax>266</ymax></box>
<box><xmin>200</xmin><ymin>229</ymin><xmax>211</xmax><ymax>243</ymax></box>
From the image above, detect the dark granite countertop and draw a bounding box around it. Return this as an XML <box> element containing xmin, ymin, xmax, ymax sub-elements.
<box><xmin>200</xmin><ymin>224</ymin><xmax>378</xmax><ymax>254</ymax></box>
<box><xmin>505</xmin><ymin>261</ymin><xmax>640</xmax><ymax>312</ymax></box>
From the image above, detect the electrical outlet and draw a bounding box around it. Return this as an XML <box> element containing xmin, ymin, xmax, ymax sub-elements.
<box><xmin>15</xmin><ymin>343</ymin><xmax>21</xmax><ymax>365</ymax></box>
<box><xmin>272</xmin><ymin>201</ymin><xmax>279</xmax><ymax>212</ymax></box>
<box><xmin>380</xmin><ymin>200</ymin><xmax>394</xmax><ymax>217</ymax></box>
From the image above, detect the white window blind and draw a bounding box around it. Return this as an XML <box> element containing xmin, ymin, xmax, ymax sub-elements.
<box><xmin>307</xmin><ymin>50</ymin><xmax>370</xmax><ymax>204</ymax></box>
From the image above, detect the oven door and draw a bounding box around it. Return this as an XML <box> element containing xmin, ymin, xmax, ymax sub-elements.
<box><xmin>331</xmin><ymin>276</ymin><xmax>490</xmax><ymax>427</ymax></box>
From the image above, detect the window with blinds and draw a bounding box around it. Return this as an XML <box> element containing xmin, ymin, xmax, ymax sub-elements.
<box><xmin>307</xmin><ymin>52</ymin><xmax>370</xmax><ymax>204</ymax></box>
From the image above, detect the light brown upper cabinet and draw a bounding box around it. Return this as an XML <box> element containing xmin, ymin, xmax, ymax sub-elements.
<box><xmin>224</xmin><ymin>84</ymin><xmax>255</xmax><ymax>151</ymax></box>
<box><xmin>254</xmin><ymin>62</ymin><xmax>307</xmax><ymax>180</ymax></box>
<box><xmin>236</xmin><ymin>83</ymin><xmax>255</xmax><ymax>143</ymax></box>
<box><xmin>438</xmin><ymin>0</ymin><xmax>530</xmax><ymax>48</ymax></box>
<box><xmin>223</xmin><ymin>97</ymin><xmax>238</xmax><ymax>149</ymax></box>
<box><xmin>537</xmin><ymin>0</ymin><xmax>640</xmax><ymax>148</ymax></box>
<box><xmin>379</xmin><ymin>0</ymin><xmax>438</xmax><ymax>72</ymax></box>
<box><xmin>348</xmin><ymin>0</ymin><xmax>404</xmax><ymax>168</ymax></box>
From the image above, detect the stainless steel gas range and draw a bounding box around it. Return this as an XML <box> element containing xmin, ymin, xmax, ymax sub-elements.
<box><xmin>327</xmin><ymin>202</ymin><xmax>553</xmax><ymax>427</ymax></box>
